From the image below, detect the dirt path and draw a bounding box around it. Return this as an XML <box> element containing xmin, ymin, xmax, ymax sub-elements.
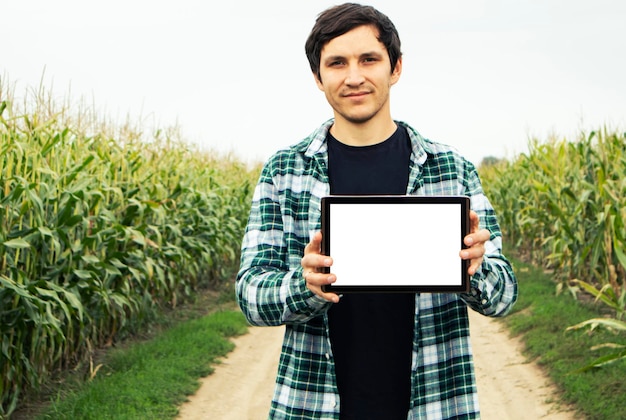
<box><xmin>177</xmin><ymin>311</ymin><xmax>576</xmax><ymax>419</ymax></box>
<box><xmin>467</xmin><ymin>311</ymin><xmax>575</xmax><ymax>419</ymax></box>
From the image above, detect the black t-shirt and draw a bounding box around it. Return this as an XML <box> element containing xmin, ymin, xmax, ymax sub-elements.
<box><xmin>327</xmin><ymin>126</ymin><xmax>416</xmax><ymax>420</ymax></box>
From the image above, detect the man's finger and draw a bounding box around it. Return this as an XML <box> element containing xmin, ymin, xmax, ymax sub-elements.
<box><xmin>469</xmin><ymin>210</ymin><xmax>480</xmax><ymax>232</ymax></box>
<box><xmin>304</xmin><ymin>231</ymin><xmax>323</xmax><ymax>254</ymax></box>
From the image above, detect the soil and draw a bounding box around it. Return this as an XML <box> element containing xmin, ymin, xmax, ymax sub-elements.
<box><xmin>176</xmin><ymin>310</ymin><xmax>577</xmax><ymax>420</ymax></box>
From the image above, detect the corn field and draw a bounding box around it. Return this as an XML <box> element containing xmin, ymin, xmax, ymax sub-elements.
<box><xmin>479</xmin><ymin>127</ymin><xmax>626</xmax><ymax>370</ymax></box>
<box><xmin>479</xmin><ymin>128</ymin><xmax>626</xmax><ymax>305</ymax></box>
<box><xmin>0</xmin><ymin>86</ymin><xmax>258</xmax><ymax>416</ymax></box>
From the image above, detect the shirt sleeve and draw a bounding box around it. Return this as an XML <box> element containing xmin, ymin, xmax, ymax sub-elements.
<box><xmin>459</xmin><ymin>161</ymin><xmax>518</xmax><ymax>317</ymax></box>
<box><xmin>462</xmin><ymin>253</ymin><xmax>518</xmax><ymax>317</ymax></box>
<box><xmin>235</xmin><ymin>159</ymin><xmax>331</xmax><ymax>326</ymax></box>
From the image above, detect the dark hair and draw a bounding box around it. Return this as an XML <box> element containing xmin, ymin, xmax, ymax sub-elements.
<box><xmin>305</xmin><ymin>3</ymin><xmax>402</xmax><ymax>80</ymax></box>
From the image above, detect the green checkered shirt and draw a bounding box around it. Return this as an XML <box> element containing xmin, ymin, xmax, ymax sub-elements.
<box><xmin>236</xmin><ymin>120</ymin><xmax>518</xmax><ymax>419</ymax></box>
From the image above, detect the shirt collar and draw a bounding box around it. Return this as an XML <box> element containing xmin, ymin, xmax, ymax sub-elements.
<box><xmin>299</xmin><ymin>119</ymin><xmax>333</xmax><ymax>158</ymax></box>
<box><xmin>396</xmin><ymin>120</ymin><xmax>428</xmax><ymax>167</ymax></box>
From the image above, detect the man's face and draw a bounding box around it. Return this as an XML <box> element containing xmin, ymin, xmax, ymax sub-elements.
<box><xmin>315</xmin><ymin>25</ymin><xmax>402</xmax><ymax>125</ymax></box>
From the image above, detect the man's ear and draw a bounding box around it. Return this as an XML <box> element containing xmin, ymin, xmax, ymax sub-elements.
<box><xmin>314</xmin><ymin>72</ymin><xmax>324</xmax><ymax>91</ymax></box>
<box><xmin>390</xmin><ymin>57</ymin><xmax>402</xmax><ymax>86</ymax></box>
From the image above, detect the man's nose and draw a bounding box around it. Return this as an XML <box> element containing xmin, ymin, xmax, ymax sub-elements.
<box><xmin>344</xmin><ymin>63</ymin><xmax>365</xmax><ymax>86</ymax></box>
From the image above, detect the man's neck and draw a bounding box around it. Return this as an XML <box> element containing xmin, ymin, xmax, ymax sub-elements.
<box><xmin>329</xmin><ymin>116</ymin><xmax>398</xmax><ymax>147</ymax></box>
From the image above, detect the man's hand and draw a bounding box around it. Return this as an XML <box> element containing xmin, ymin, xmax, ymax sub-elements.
<box><xmin>301</xmin><ymin>231</ymin><xmax>339</xmax><ymax>303</ymax></box>
<box><xmin>460</xmin><ymin>210</ymin><xmax>490</xmax><ymax>276</ymax></box>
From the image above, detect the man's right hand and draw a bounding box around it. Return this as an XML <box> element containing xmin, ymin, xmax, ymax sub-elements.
<box><xmin>301</xmin><ymin>231</ymin><xmax>339</xmax><ymax>303</ymax></box>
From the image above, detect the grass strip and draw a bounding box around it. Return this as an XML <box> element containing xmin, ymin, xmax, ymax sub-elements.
<box><xmin>504</xmin><ymin>258</ymin><xmax>626</xmax><ymax>420</ymax></box>
<box><xmin>36</xmin><ymin>310</ymin><xmax>249</xmax><ymax>420</ymax></box>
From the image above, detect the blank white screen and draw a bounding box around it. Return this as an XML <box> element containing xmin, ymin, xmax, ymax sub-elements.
<box><xmin>329</xmin><ymin>203</ymin><xmax>462</xmax><ymax>287</ymax></box>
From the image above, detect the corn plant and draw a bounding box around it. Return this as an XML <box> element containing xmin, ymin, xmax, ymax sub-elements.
<box><xmin>479</xmin><ymin>127</ymin><xmax>626</xmax><ymax>372</ymax></box>
<box><xmin>0</xmin><ymin>83</ymin><xmax>259</xmax><ymax>416</ymax></box>
<box><xmin>480</xmin><ymin>128</ymin><xmax>626</xmax><ymax>295</ymax></box>
<box><xmin>566</xmin><ymin>279</ymin><xmax>626</xmax><ymax>372</ymax></box>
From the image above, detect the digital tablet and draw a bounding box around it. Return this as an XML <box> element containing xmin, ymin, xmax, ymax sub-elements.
<box><xmin>320</xmin><ymin>195</ymin><xmax>471</xmax><ymax>293</ymax></box>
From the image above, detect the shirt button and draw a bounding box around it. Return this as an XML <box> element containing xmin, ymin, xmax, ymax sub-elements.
<box><xmin>332</xmin><ymin>400</ymin><xmax>337</xmax><ymax>408</ymax></box>
<box><xmin>325</xmin><ymin>353</ymin><xmax>330</xmax><ymax>360</ymax></box>
<box><xmin>481</xmin><ymin>299</ymin><xmax>488</xmax><ymax>305</ymax></box>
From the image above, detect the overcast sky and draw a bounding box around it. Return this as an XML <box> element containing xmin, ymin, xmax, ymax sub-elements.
<box><xmin>3</xmin><ymin>0</ymin><xmax>625</xmax><ymax>165</ymax></box>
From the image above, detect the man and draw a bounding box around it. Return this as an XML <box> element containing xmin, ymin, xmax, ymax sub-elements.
<box><xmin>236</xmin><ymin>3</ymin><xmax>517</xmax><ymax>419</ymax></box>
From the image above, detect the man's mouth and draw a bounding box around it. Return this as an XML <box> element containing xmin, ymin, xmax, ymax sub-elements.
<box><xmin>342</xmin><ymin>91</ymin><xmax>370</xmax><ymax>98</ymax></box>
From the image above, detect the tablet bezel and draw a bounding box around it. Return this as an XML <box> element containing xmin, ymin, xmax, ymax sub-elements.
<box><xmin>320</xmin><ymin>195</ymin><xmax>471</xmax><ymax>293</ymax></box>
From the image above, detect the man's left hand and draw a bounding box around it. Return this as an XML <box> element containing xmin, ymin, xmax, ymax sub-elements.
<box><xmin>460</xmin><ymin>210</ymin><xmax>490</xmax><ymax>276</ymax></box>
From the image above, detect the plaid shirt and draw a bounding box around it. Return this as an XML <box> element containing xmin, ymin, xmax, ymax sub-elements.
<box><xmin>236</xmin><ymin>120</ymin><xmax>518</xmax><ymax>420</ymax></box>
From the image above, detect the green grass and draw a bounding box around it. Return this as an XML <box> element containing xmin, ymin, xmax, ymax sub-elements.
<box><xmin>504</xmin><ymin>258</ymin><xmax>626</xmax><ymax>420</ymax></box>
<box><xmin>27</xmin><ymin>295</ymin><xmax>249</xmax><ymax>420</ymax></box>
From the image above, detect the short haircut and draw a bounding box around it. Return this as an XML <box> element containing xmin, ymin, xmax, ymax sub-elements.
<box><xmin>305</xmin><ymin>3</ymin><xmax>402</xmax><ymax>80</ymax></box>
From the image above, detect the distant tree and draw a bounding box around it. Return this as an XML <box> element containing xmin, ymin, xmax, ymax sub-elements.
<box><xmin>479</xmin><ymin>156</ymin><xmax>504</xmax><ymax>168</ymax></box>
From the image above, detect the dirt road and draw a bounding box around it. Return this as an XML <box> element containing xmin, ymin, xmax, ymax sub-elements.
<box><xmin>177</xmin><ymin>311</ymin><xmax>576</xmax><ymax>419</ymax></box>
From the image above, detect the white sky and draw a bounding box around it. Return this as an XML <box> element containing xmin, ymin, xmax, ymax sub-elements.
<box><xmin>3</xmin><ymin>0</ymin><xmax>625</xmax><ymax>165</ymax></box>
